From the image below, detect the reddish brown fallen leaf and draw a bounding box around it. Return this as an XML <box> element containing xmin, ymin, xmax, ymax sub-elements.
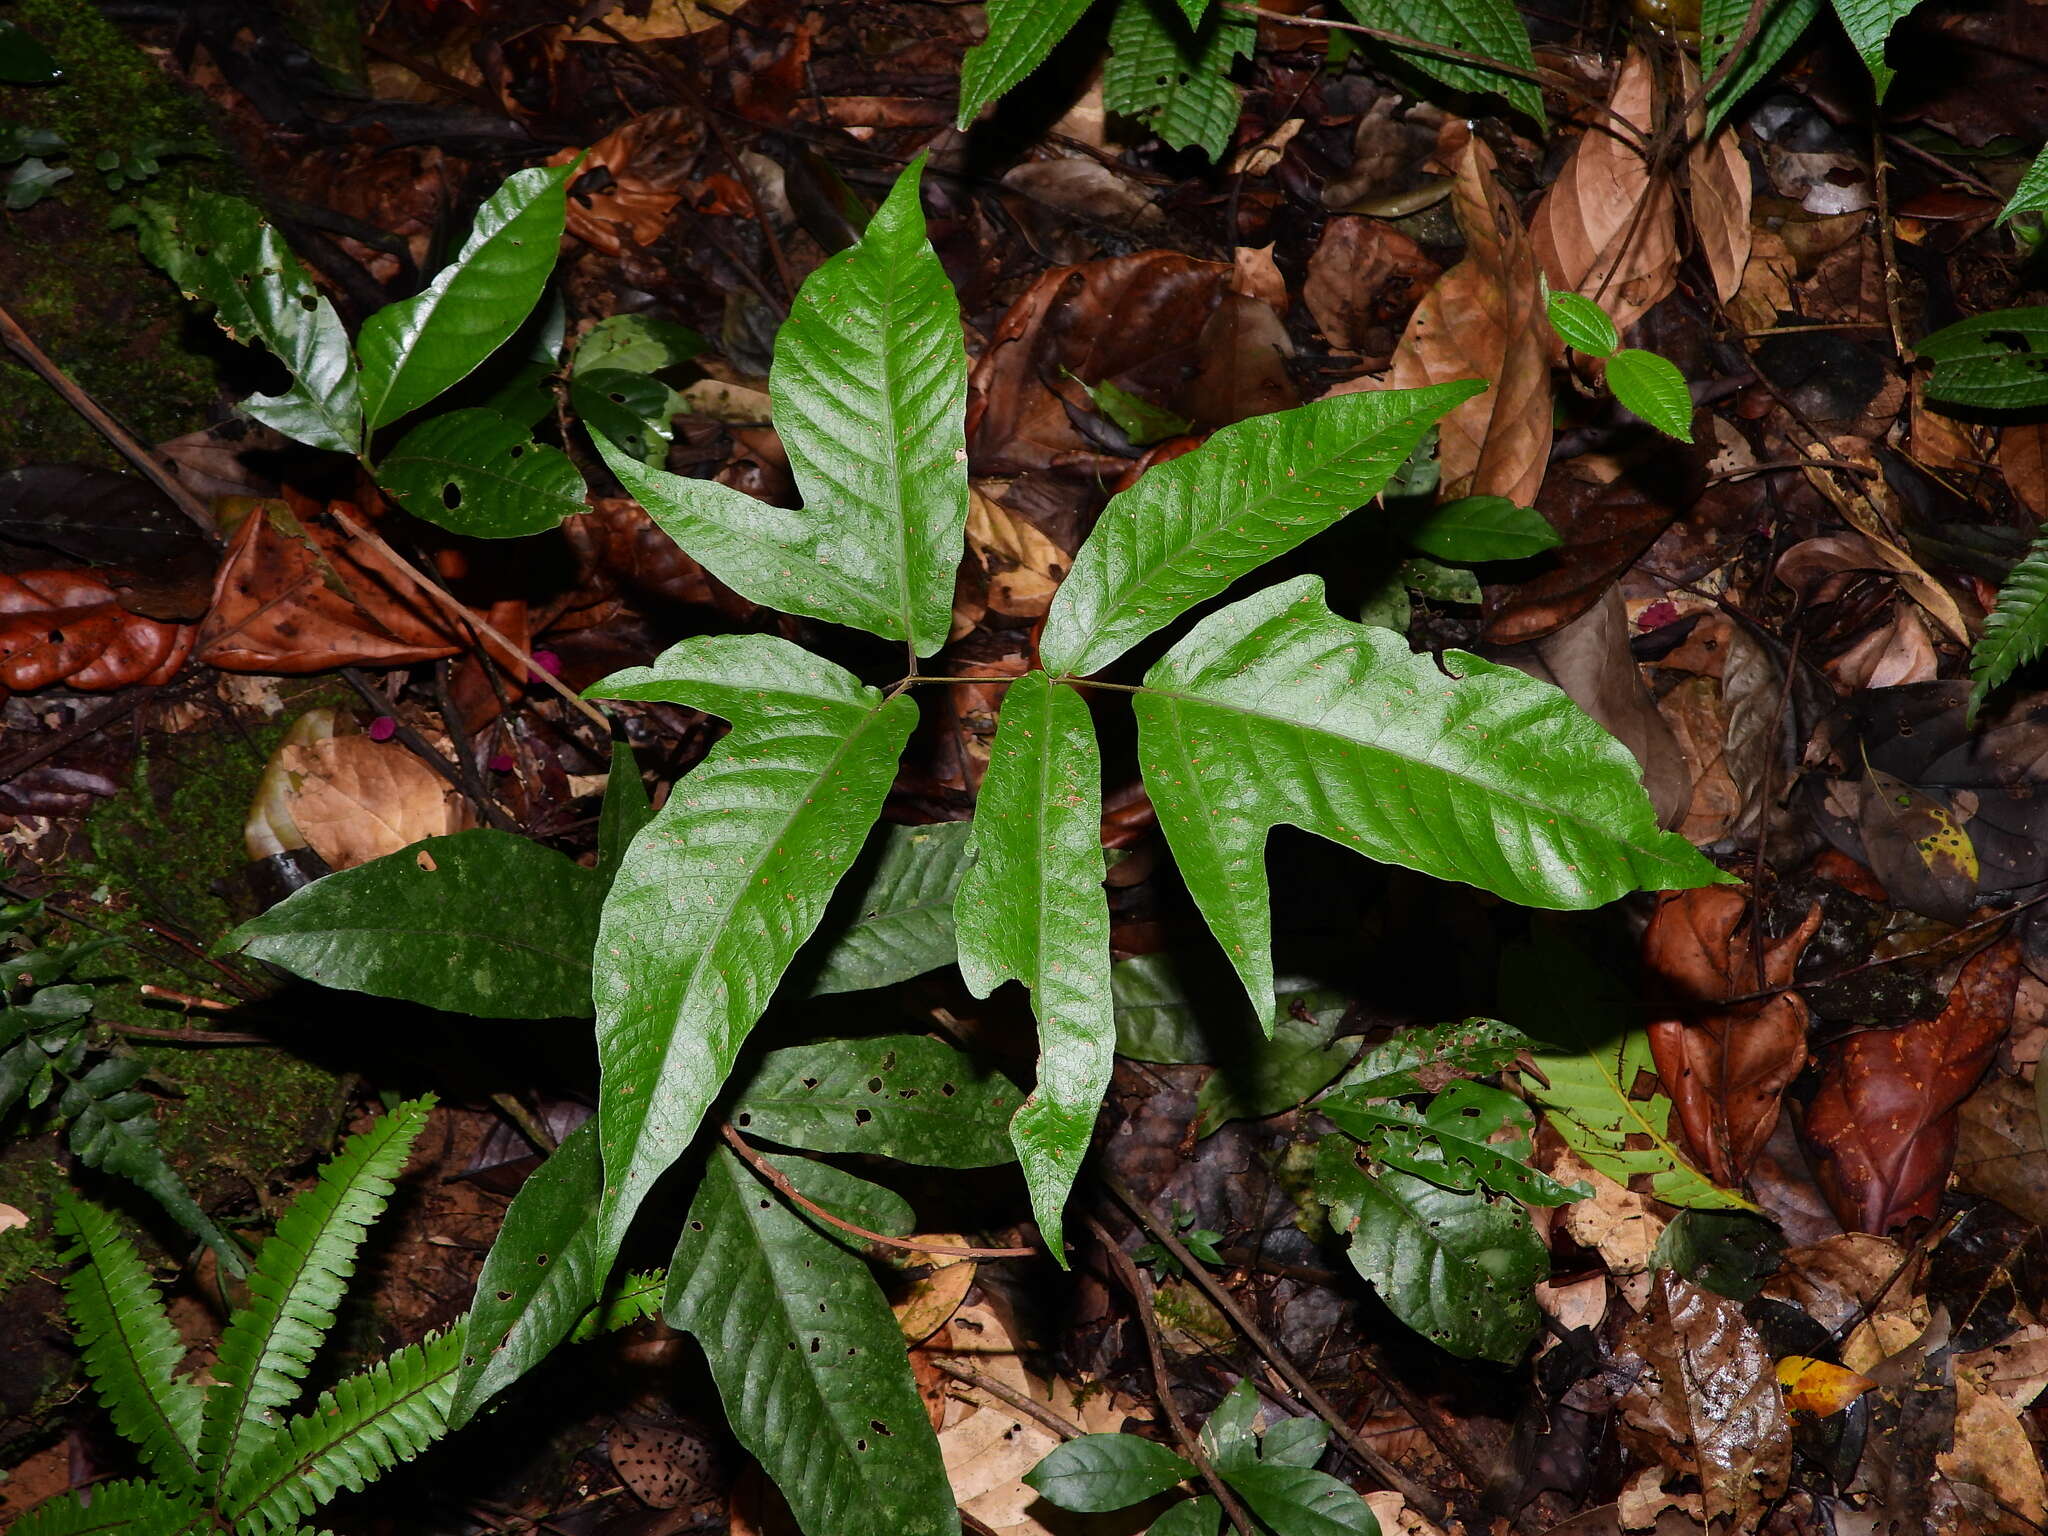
<box><xmin>1804</xmin><ymin>939</ymin><xmax>2021</xmax><ymax>1233</ymax></box>
<box><xmin>1530</xmin><ymin>49</ymin><xmax>1679</xmax><ymax>338</ymax></box>
<box><xmin>1378</xmin><ymin>133</ymin><xmax>1552</xmax><ymax>507</ymax></box>
<box><xmin>0</xmin><ymin>570</ymin><xmax>193</xmax><ymax>701</ymax></box>
<box><xmin>1301</xmin><ymin>217</ymin><xmax>1439</xmax><ymax>363</ymax></box>
<box><xmin>2002</xmin><ymin>420</ymin><xmax>2048</xmax><ymax>521</ymax></box>
<box><xmin>1615</xmin><ymin>1271</ymin><xmax>1791</xmax><ymax>1529</ymax></box>
<box><xmin>1482</xmin><ymin>453</ymin><xmax>1680</xmax><ymax>645</ymax></box>
<box><xmin>1645</xmin><ymin>887</ymin><xmax>1823</xmax><ymax>1184</ymax></box>
<box><xmin>964</xmin><ymin>488</ymin><xmax>1068</xmax><ymax>619</ymax></box>
<box><xmin>550</xmin><ymin>108</ymin><xmax>703</xmax><ymax>254</ymax></box>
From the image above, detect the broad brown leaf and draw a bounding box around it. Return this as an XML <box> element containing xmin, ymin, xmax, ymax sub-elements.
<box><xmin>1615</xmin><ymin>1271</ymin><xmax>1791</xmax><ymax>1529</ymax></box>
<box><xmin>1684</xmin><ymin>70</ymin><xmax>1753</xmax><ymax>306</ymax></box>
<box><xmin>2001</xmin><ymin>420</ymin><xmax>2048</xmax><ymax>521</ymax></box>
<box><xmin>1301</xmin><ymin>217</ymin><xmax>1439</xmax><ymax>362</ymax></box>
<box><xmin>1645</xmin><ymin>887</ymin><xmax>1824</xmax><ymax>1184</ymax></box>
<box><xmin>551</xmin><ymin>108</ymin><xmax>702</xmax><ymax>255</ymax></box>
<box><xmin>1482</xmin><ymin>453</ymin><xmax>1680</xmax><ymax>644</ymax></box>
<box><xmin>1381</xmin><ymin>134</ymin><xmax>1552</xmax><ymax>507</ymax></box>
<box><xmin>1530</xmin><ymin>50</ymin><xmax>1679</xmax><ymax>338</ymax></box>
<box><xmin>280</xmin><ymin>732</ymin><xmax>473</xmax><ymax>871</ymax></box>
<box><xmin>0</xmin><ymin>570</ymin><xmax>193</xmax><ymax>701</ymax></box>
<box><xmin>1805</xmin><ymin>940</ymin><xmax>2021</xmax><ymax>1233</ymax></box>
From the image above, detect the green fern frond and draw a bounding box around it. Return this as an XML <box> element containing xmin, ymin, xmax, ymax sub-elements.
<box><xmin>1971</xmin><ymin>528</ymin><xmax>2048</xmax><ymax>723</ymax></box>
<box><xmin>12</xmin><ymin>1479</ymin><xmax>201</xmax><ymax>1536</ymax></box>
<box><xmin>54</xmin><ymin>1195</ymin><xmax>204</xmax><ymax>1491</ymax></box>
<box><xmin>197</xmin><ymin>1096</ymin><xmax>435</xmax><ymax>1495</ymax></box>
<box><xmin>221</xmin><ymin>1328</ymin><xmax>463</xmax><ymax>1532</ymax></box>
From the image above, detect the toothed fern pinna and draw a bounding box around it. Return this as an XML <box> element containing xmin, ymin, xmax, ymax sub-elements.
<box><xmin>17</xmin><ymin>1097</ymin><xmax>464</xmax><ymax>1536</ymax></box>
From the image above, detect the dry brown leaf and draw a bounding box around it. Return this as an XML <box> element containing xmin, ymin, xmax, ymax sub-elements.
<box><xmin>1728</xmin><ymin>226</ymin><xmax>1796</xmax><ymax>334</ymax></box>
<box><xmin>1552</xmin><ymin>1148</ymin><xmax>1664</xmax><ymax>1306</ymax></box>
<box><xmin>281</xmin><ymin>734</ymin><xmax>471</xmax><ymax>871</ymax></box>
<box><xmin>0</xmin><ymin>570</ymin><xmax>192</xmax><ymax>701</ymax></box>
<box><xmin>567</xmin><ymin>0</ymin><xmax>743</xmax><ymax>42</ymax></box>
<box><xmin>1910</xmin><ymin>376</ymin><xmax>1985</xmax><ymax>475</ymax></box>
<box><xmin>1380</xmin><ymin>134</ymin><xmax>1552</xmax><ymax>507</ymax></box>
<box><xmin>1953</xmin><ymin>1072</ymin><xmax>2048</xmax><ymax>1225</ymax></box>
<box><xmin>1684</xmin><ymin>65</ymin><xmax>1753</xmax><ymax>305</ymax></box>
<box><xmin>1364</xmin><ymin>1491</ymin><xmax>1450</xmax><ymax>1536</ymax></box>
<box><xmin>1302</xmin><ymin>218</ymin><xmax>1439</xmax><ymax>361</ymax></box>
<box><xmin>1231</xmin><ymin>243</ymin><xmax>1288</xmax><ymax>315</ymax></box>
<box><xmin>1939</xmin><ymin>1369</ymin><xmax>2048</xmax><ymax>1534</ymax></box>
<box><xmin>1659</xmin><ymin>675</ymin><xmax>1744</xmax><ymax>843</ymax></box>
<box><xmin>966</xmin><ymin>489</ymin><xmax>1068</xmax><ymax>618</ymax></box>
<box><xmin>548</xmin><ymin>108</ymin><xmax>703</xmax><ymax>253</ymax></box>
<box><xmin>1957</xmin><ymin>1323</ymin><xmax>2048</xmax><ymax>1414</ymax></box>
<box><xmin>2001</xmin><ymin>419</ymin><xmax>2048</xmax><ymax>520</ymax></box>
<box><xmin>1530</xmin><ymin>49</ymin><xmax>1679</xmax><ymax>338</ymax></box>
<box><xmin>889</xmin><ymin>1239</ymin><xmax>977</xmax><ymax>1344</ymax></box>
<box><xmin>1797</xmin><ymin>442</ymin><xmax>1969</xmax><ymax>643</ymax></box>
<box><xmin>1823</xmin><ymin>603</ymin><xmax>1940</xmax><ymax>691</ymax></box>
<box><xmin>1230</xmin><ymin>117</ymin><xmax>1304</xmax><ymax>176</ymax></box>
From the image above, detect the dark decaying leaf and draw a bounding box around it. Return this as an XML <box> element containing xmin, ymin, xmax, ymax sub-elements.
<box><xmin>0</xmin><ymin>465</ymin><xmax>218</xmax><ymax>619</ymax></box>
<box><xmin>0</xmin><ymin>570</ymin><xmax>193</xmax><ymax>702</ymax></box>
<box><xmin>1804</xmin><ymin>939</ymin><xmax>2020</xmax><ymax>1233</ymax></box>
<box><xmin>1482</xmin><ymin>455</ymin><xmax>1683</xmax><ymax>646</ymax></box>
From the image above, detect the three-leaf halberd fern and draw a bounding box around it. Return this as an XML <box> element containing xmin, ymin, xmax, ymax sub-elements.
<box><xmin>18</xmin><ymin>1097</ymin><xmax>461</xmax><ymax>1536</ymax></box>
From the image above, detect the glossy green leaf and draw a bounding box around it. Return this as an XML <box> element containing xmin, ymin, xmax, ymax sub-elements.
<box><xmin>1321</xmin><ymin>1082</ymin><xmax>1589</xmax><ymax>1206</ymax></box>
<box><xmin>1193</xmin><ymin>996</ymin><xmax>1356</xmax><ymax>1135</ymax></box>
<box><xmin>955</xmin><ymin>672</ymin><xmax>1113</xmax><ymax>1257</ymax></box>
<box><xmin>1331</xmin><ymin>1017</ymin><xmax>1530</xmax><ymax>1098</ymax></box>
<box><xmin>1606</xmin><ymin>349</ymin><xmax>1694</xmax><ymax>442</ymax></box>
<box><xmin>1650</xmin><ymin>1209</ymin><xmax>1787</xmax><ymax>1301</ymax></box>
<box><xmin>1701</xmin><ymin>0</ymin><xmax>1821</xmax><ymax>131</ymax></box>
<box><xmin>956</xmin><ymin>0</ymin><xmax>1095</xmax><ymax>126</ymax></box>
<box><xmin>1970</xmin><ymin>527</ymin><xmax>2048</xmax><ymax>722</ymax></box>
<box><xmin>1024</xmin><ymin>1434</ymin><xmax>1196</xmax><ymax>1512</ymax></box>
<box><xmin>1104</xmin><ymin>0</ymin><xmax>1254</xmax><ymax>161</ymax></box>
<box><xmin>1042</xmin><ymin>381</ymin><xmax>1484</xmax><ymax>678</ymax></box>
<box><xmin>447</xmin><ymin>1120</ymin><xmax>606</xmax><ymax>1430</ymax></box>
<box><xmin>226</xmin><ymin>829</ymin><xmax>602</xmax><ymax>1020</ymax></box>
<box><xmin>803</xmin><ymin>821</ymin><xmax>975</xmax><ymax>995</ymax></box>
<box><xmin>127</xmin><ymin>194</ymin><xmax>361</xmax><ymax>454</ymax></box>
<box><xmin>358</xmin><ymin>165</ymin><xmax>571</xmax><ymax>430</ymax></box>
<box><xmin>1830</xmin><ymin>0</ymin><xmax>1925</xmax><ymax>98</ymax></box>
<box><xmin>1077</xmin><ymin>373</ymin><xmax>1193</xmax><ymax>446</ymax></box>
<box><xmin>1220</xmin><ymin>1461</ymin><xmax>1381</xmax><ymax>1536</ymax></box>
<box><xmin>1314</xmin><ymin>1134</ymin><xmax>1543</xmax><ymax>1363</ymax></box>
<box><xmin>1134</xmin><ymin>578</ymin><xmax>1729</xmax><ymax>1021</ymax></box>
<box><xmin>1198</xmin><ymin>1378</ymin><xmax>1258</xmax><ymax>1469</ymax></box>
<box><xmin>1407</xmin><ymin>496</ymin><xmax>1559</xmax><ymax>562</ymax></box>
<box><xmin>573</xmin><ymin>312</ymin><xmax>705</xmax><ymax>376</ymax></box>
<box><xmin>1111</xmin><ymin>952</ymin><xmax>1221</xmax><ymax>1063</ymax></box>
<box><xmin>598</xmin><ymin>735</ymin><xmax>653</xmax><ymax>879</ymax></box>
<box><xmin>1258</xmin><ymin>1416</ymin><xmax>1330</xmax><ymax>1469</ymax></box>
<box><xmin>2000</xmin><ymin>144</ymin><xmax>2048</xmax><ymax>224</ymax></box>
<box><xmin>1545</xmin><ymin>292</ymin><xmax>1619</xmax><ymax>358</ymax></box>
<box><xmin>1333</xmin><ymin>0</ymin><xmax>1544</xmax><ymax>125</ymax></box>
<box><xmin>1919</xmin><ymin>307</ymin><xmax>2048</xmax><ymax>411</ymax></box>
<box><xmin>585</xmin><ymin>637</ymin><xmax>916</xmax><ymax>1262</ymax></box>
<box><xmin>1149</xmin><ymin>1497</ymin><xmax>1223</xmax><ymax>1536</ymax></box>
<box><xmin>1501</xmin><ymin>938</ymin><xmax>1752</xmax><ymax>1210</ymax></box>
<box><xmin>571</xmin><ymin>369</ymin><xmax>678</xmax><ymax>466</ymax></box>
<box><xmin>665</xmin><ymin>1148</ymin><xmax>955</xmax><ymax>1536</ymax></box>
<box><xmin>1398</xmin><ymin>556</ymin><xmax>1482</xmax><ymax>604</ymax></box>
<box><xmin>732</xmin><ymin>1035</ymin><xmax>1022</xmax><ymax>1167</ymax></box>
<box><xmin>377</xmin><ymin>407</ymin><xmax>587</xmax><ymax>537</ymax></box>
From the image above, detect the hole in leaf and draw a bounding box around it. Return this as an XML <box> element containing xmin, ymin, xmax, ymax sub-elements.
<box><xmin>940</xmin><ymin>1083</ymin><xmax>956</xmax><ymax>1096</ymax></box>
<box><xmin>737</xmin><ymin>1112</ymin><xmax>752</xmax><ymax>1127</ymax></box>
<box><xmin>535</xmin><ymin>1252</ymin><xmax>549</xmax><ymax>1266</ymax></box>
<box><xmin>442</xmin><ymin>482</ymin><xmax>463</xmax><ymax>510</ymax></box>
<box><xmin>869</xmin><ymin>1420</ymin><xmax>891</xmax><ymax>1437</ymax></box>
<box><xmin>854</xmin><ymin>1109</ymin><xmax>872</xmax><ymax>1125</ymax></box>
<box><xmin>867</xmin><ymin>1077</ymin><xmax>884</xmax><ymax>1093</ymax></box>
<box><xmin>855</xmin><ymin>1439</ymin><xmax>869</xmax><ymax>1452</ymax></box>
<box><xmin>689</xmin><ymin>1219</ymin><xmax>704</xmax><ymax>1231</ymax></box>
<box><xmin>496</xmin><ymin>1290</ymin><xmax>513</xmax><ymax>1302</ymax></box>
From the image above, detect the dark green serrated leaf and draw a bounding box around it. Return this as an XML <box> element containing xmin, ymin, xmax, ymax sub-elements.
<box><xmin>585</xmin><ymin>637</ymin><xmax>916</xmax><ymax>1265</ymax></box>
<box><xmin>12</xmin><ymin>1481</ymin><xmax>196</xmax><ymax>1536</ymax></box>
<box><xmin>955</xmin><ymin>672</ymin><xmax>1113</xmax><ymax>1257</ymax></box>
<box><xmin>226</xmin><ymin>829</ymin><xmax>602</xmax><ymax>1020</ymax></box>
<box><xmin>1545</xmin><ymin>292</ymin><xmax>1619</xmax><ymax>358</ymax></box>
<box><xmin>1701</xmin><ymin>0</ymin><xmax>1822</xmax><ymax>131</ymax></box>
<box><xmin>1334</xmin><ymin>0</ymin><xmax>1544</xmax><ymax>124</ymax></box>
<box><xmin>1606</xmin><ymin>349</ymin><xmax>1694</xmax><ymax>442</ymax></box>
<box><xmin>1330</xmin><ymin>1017</ymin><xmax>1530</xmax><ymax>1098</ymax></box>
<box><xmin>732</xmin><ymin>1035</ymin><xmax>1022</xmax><ymax>1167</ymax></box>
<box><xmin>1042</xmin><ymin>381</ymin><xmax>1483</xmax><ymax>678</ymax></box>
<box><xmin>1104</xmin><ymin>0</ymin><xmax>1254</xmax><ymax>161</ymax></box>
<box><xmin>358</xmin><ymin>165</ymin><xmax>571</xmax><ymax>430</ymax></box>
<box><xmin>1135</xmin><ymin>577</ymin><xmax>1729</xmax><ymax>1021</ymax></box>
<box><xmin>2000</xmin><ymin>144</ymin><xmax>2048</xmax><ymax>224</ymax></box>
<box><xmin>1918</xmin><ymin>307</ymin><xmax>2048</xmax><ymax>411</ymax></box>
<box><xmin>1407</xmin><ymin>496</ymin><xmax>1559</xmax><ymax>562</ymax></box>
<box><xmin>1970</xmin><ymin>527</ymin><xmax>2048</xmax><ymax>722</ymax></box>
<box><xmin>802</xmin><ymin>821</ymin><xmax>975</xmax><ymax>995</ymax></box>
<box><xmin>377</xmin><ymin>408</ymin><xmax>586</xmax><ymax>537</ymax></box>
<box><xmin>1314</xmin><ymin>1135</ymin><xmax>1543</xmax><ymax>1363</ymax></box>
<box><xmin>957</xmin><ymin>0</ymin><xmax>1096</xmax><ymax>127</ymax></box>
<box><xmin>126</xmin><ymin>194</ymin><xmax>361</xmax><ymax>454</ymax></box>
<box><xmin>1830</xmin><ymin>0</ymin><xmax>1925</xmax><ymax>98</ymax></box>
<box><xmin>1024</xmin><ymin>1434</ymin><xmax>1196</xmax><ymax>1512</ymax></box>
<box><xmin>665</xmin><ymin>1148</ymin><xmax>954</xmax><ymax>1536</ymax></box>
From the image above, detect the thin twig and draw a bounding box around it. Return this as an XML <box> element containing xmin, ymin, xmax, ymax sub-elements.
<box><xmin>1101</xmin><ymin>1173</ymin><xmax>1453</xmax><ymax>1524</ymax></box>
<box><xmin>1871</xmin><ymin>121</ymin><xmax>1912</xmax><ymax>359</ymax></box>
<box><xmin>1086</xmin><ymin>1215</ymin><xmax>1259</xmax><ymax>1536</ymax></box>
<box><xmin>327</xmin><ymin>508</ymin><xmax>612</xmax><ymax>735</ymax></box>
<box><xmin>0</xmin><ymin>300</ymin><xmax>218</xmax><ymax>538</ymax></box>
<box><xmin>927</xmin><ymin>1358</ymin><xmax>1087</xmax><ymax>1441</ymax></box>
<box><xmin>0</xmin><ymin>686</ymin><xmax>164</xmax><ymax>790</ymax></box>
<box><xmin>106</xmin><ymin>1022</ymin><xmax>273</xmax><ymax>1044</ymax></box>
<box><xmin>720</xmin><ymin>1124</ymin><xmax>1039</xmax><ymax>1259</ymax></box>
<box><xmin>137</xmin><ymin>984</ymin><xmax>233</xmax><ymax>1012</ymax></box>
<box><xmin>339</xmin><ymin>666</ymin><xmax>515</xmax><ymax>831</ymax></box>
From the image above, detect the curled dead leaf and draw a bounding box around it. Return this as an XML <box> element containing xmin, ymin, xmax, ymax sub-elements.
<box><xmin>0</xmin><ymin>569</ymin><xmax>192</xmax><ymax>701</ymax></box>
<box><xmin>278</xmin><ymin>731</ymin><xmax>473</xmax><ymax>872</ymax></box>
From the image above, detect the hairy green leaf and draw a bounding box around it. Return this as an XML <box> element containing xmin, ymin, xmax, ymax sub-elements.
<box><xmin>448</xmin><ymin>1119</ymin><xmax>606</xmax><ymax>1430</ymax></box>
<box><xmin>955</xmin><ymin>672</ymin><xmax>1114</xmax><ymax>1256</ymax></box>
<box><xmin>1332</xmin><ymin>1017</ymin><xmax>1530</xmax><ymax>1098</ymax></box>
<box><xmin>665</xmin><ymin>1148</ymin><xmax>954</xmax><ymax>1536</ymax></box>
<box><xmin>1606</xmin><ymin>349</ymin><xmax>1693</xmax><ymax>442</ymax></box>
<box><xmin>1545</xmin><ymin>292</ymin><xmax>1619</xmax><ymax>358</ymax></box>
<box><xmin>1501</xmin><ymin>939</ymin><xmax>1751</xmax><ymax>1210</ymax></box>
<box><xmin>1134</xmin><ymin>577</ymin><xmax>1728</xmax><ymax>1021</ymax></box>
<box><xmin>1104</xmin><ymin>0</ymin><xmax>1253</xmax><ymax>161</ymax></box>
<box><xmin>2000</xmin><ymin>144</ymin><xmax>2048</xmax><ymax>224</ymax></box>
<box><xmin>802</xmin><ymin>821</ymin><xmax>975</xmax><ymax>995</ymax></box>
<box><xmin>126</xmin><ymin>194</ymin><xmax>361</xmax><ymax>454</ymax></box>
<box><xmin>12</xmin><ymin>1481</ymin><xmax>197</xmax><ymax>1536</ymax></box>
<box><xmin>1407</xmin><ymin>496</ymin><xmax>1560</xmax><ymax>562</ymax></box>
<box><xmin>358</xmin><ymin>166</ymin><xmax>571</xmax><ymax>430</ymax></box>
<box><xmin>1322</xmin><ymin>1082</ymin><xmax>1590</xmax><ymax>1206</ymax></box>
<box><xmin>1025</xmin><ymin>1434</ymin><xmax>1195</xmax><ymax>1512</ymax></box>
<box><xmin>1919</xmin><ymin>308</ymin><xmax>2048</xmax><ymax>411</ymax></box>
<box><xmin>1219</xmin><ymin>1461</ymin><xmax>1381</xmax><ymax>1536</ymax></box>
<box><xmin>1042</xmin><ymin>381</ymin><xmax>1483</xmax><ymax>678</ymax></box>
<box><xmin>957</xmin><ymin>0</ymin><xmax>1096</xmax><ymax>127</ymax></box>
<box><xmin>199</xmin><ymin>1098</ymin><xmax>435</xmax><ymax>1495</ymax></box>
<box><xmin>55</xmin><ymin>1195</ymin><xmax>203</xmax><ymax>1490</ymax></box>
<box><xmin>1829</xmin><ymin>0</ymin><xmax>1925</xmax><ymax>97</ymax></box>
<box><xmin>586</xmin><ymin>637</ymin><xmax>916</xmax><ymax>1263</ymax></box>
<box><xmin>376</xmin><ymin>408</ymin><xmax>587</xmax><ymax>537</ymax></box>
<box><xmin>733</xmin><ymin>1035</ymin><xmax>1021</xmax><ymax>1167</ymax></box>
<box><xmin>1701</xmin><ymin>0</ymin><xmax>1822</xmax><ymax>131</ymax></box>
<box><xmin>1314</xmin><ymin>1134</ymin><xmax>1543</xmax><ymax>1363</ymax></box>
<box><xmin>1333</xmin><ymin>0</ymin><xmax>1544</xmax><ymax>124</ymax></box>
<box><xmin>223</xmin><ymin>1329</ymin><xmax>461</xmax><ymax>1531</ymax></box>
<box><xmin>1970</xmin><ymin>528</ymin><xmax>2048</xmax><ymax>722</ymax></box>
<box><xmin>226</xmin><ymin>829</ymin><xmax>602</xmax><ymax>1020</ymax></box>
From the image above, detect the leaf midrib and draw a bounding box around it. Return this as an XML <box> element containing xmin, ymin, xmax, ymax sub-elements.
<box><xmin>249</xmin><ymin>923</ymin><xmax>591</xmax><ymax>972</ymax></box>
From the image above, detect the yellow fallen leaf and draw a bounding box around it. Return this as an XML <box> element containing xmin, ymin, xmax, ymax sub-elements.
<box><xmin>1774</xmin><ymin>1356</ymin><xmax>1876</xmax><ymax>1416</ymax></box>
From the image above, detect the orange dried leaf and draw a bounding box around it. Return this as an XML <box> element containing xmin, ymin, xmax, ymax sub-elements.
<box><xmin>1776</xmin><ymin>1356</ymin><xmax>1877</xmax><ymax>1416</ymax></box>
<box><xmin>0</xmin><ymin>570</ymin><xmax>193</xmax><ymax>701</ymax></box>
